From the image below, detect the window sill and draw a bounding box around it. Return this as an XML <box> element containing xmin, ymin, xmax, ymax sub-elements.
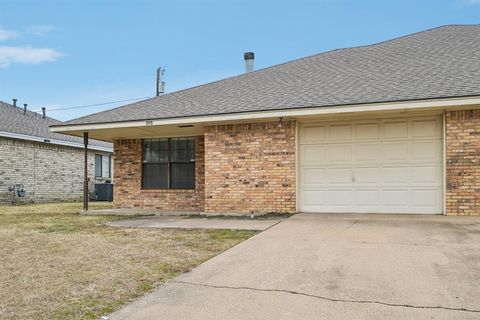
<box><xmin>141</xmin><ymin>188</ymin><xmax>196</xmax><ymax>193</ymax></box>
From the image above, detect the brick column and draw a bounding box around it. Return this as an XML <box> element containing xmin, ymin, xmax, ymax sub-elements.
<box><xmin>445</xmin><ymin>110</ymin><xmax>480</xmax><ymax>216</ymax></box>
<box><xmin>204</xmin><ymin>120</ymin><xmax>296</xmax><ymax>214</ymax></box>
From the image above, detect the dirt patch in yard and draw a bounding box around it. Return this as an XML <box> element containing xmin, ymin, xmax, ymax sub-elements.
<box><xmin>0</xmin><ymin>202</ymin><xmax>255</xmax><ymax>320</ymax></box>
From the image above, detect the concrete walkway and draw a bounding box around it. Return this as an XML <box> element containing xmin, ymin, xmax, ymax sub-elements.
<box><xmin>107</xmin><ymin>216</ymin><xmax>283</xmax><ymax>231</ymax></box>
<box><xmin>109</xmin><ymin>213</ymin><xmax>480</xmax><ymax>319</ymax></box>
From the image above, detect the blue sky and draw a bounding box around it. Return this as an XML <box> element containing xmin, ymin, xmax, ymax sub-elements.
<box><xmin>0</xmin><ymin>0</ymin><xmax>479</xmax><ymax>121</ymax></box>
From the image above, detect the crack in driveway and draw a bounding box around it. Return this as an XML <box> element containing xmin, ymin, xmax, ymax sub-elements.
<box><xmin>173</xmin><ymin>280</ymin><xmax>480</xmax><ymax>314</ymax></box>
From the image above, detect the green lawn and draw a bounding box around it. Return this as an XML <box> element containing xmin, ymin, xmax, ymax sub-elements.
<box><xmin>0</xmin><ymin>202</ymin><xmax>255</xmax><ymax>320</ymax></box>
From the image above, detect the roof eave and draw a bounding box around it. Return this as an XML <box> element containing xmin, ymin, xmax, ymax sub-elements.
<box><xmin>0</xmin><ymin>131</ymin><xmax>113</xmax><ymax>152</ymax></box>
<box><xmin>51</xmin><ymin>96</ymin><xmax>480</xmax><ymax>136</ymax></box>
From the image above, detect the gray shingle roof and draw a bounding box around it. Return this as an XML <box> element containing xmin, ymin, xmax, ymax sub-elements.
<box><xmin>56</xmin><ymin>25</ymin><xmax>480</xmax><ymax>127</ymax></box>
<box><xmin>0</xmin><ymin>100</ymin><xmax>112</xmax><ymax>149</ymax></box>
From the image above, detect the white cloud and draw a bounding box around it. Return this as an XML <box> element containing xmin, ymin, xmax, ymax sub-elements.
<box><xmin>0</xmin><ymin>27</ymin><xmax>19</xmax><ymax>41</ymax></box>
<box><xmin>0</xmin><ymin>46</ymin><xmax>64</xmax><ymax>68</ymax></box>
<box><xmin>0</xmin><ymin>25</ymin><xmax>63</xmax><ymax>67</ymax></box>
<box><xmin>26</xmin><ymin>25</ymin><xmax>55</xmax><ymax>37</ymax></box>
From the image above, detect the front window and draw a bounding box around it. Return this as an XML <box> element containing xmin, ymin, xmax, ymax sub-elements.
<box><xmin>142</xmin><ymin>137</ymin><xmax>196</xmax><ymax>189</ymax></box>
<box><xmin>95</xmin><ymin>154</ymin><xmax>111</xmax><ymax>178</ymax></box>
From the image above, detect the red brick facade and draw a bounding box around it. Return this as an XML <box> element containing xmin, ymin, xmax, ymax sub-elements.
<box><xmin>112</xmin><ymin>112</ymin><xmax>480</xmax><ymax>216</ymax></box>
<box><xmin>445</xmin><ymin>110</ymin><xmax>480</xmax><ymax>216</ymax></box>
<box><xmin>204</xmin><ymin>121</ymin><xmax>296</xmax><ymax>214</ymax></box>
<box><xmin>113</xmin><ymin>121</ymin><xmax>296</xmax><ymax>214</ymax></box>
<box><xmin>113</xmin><ymin>137</ymin><xmax>205</xmax><ymax>211</ymax></box>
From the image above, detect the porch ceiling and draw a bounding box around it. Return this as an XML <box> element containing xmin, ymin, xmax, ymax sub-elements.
<box><xmin>63</xmin><ymin>124</ymin><xmax>205</xmax><ymax>142</ymax></box>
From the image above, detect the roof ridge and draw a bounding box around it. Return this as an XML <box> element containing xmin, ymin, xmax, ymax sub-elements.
<box><xmin>0</xmin><ymin>100</ymin><xmax>112</xmax><ymax>147</ymax></box>
<box><xmin>0</xmin><ymin>100</ymin><xmax>61</xmax><ymax>123</ymax></box>
<box><xmin>57</xmin><ymin>24</ymin><xmax>480</xmax><ymax>126</ymax></box>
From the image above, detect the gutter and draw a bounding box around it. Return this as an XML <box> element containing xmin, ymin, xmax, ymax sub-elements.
<box><xmin>50</xmin><ymin>96</ymin><xmax>480</xmax><ymax>133</ymax></box>
<box><xmin>0</xmin><ymin>131</ymin><xmax>113</xmax><ymax>153</ymax></box>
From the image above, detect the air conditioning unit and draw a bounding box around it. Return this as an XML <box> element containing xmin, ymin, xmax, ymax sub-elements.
<box><xmin>94</xmin><ymin>183</ymin><xmax>113</xmax><ymax>201</ymax></box>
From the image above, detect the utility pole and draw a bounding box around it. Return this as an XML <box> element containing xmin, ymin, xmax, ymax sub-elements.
<box><xmin>156</xmin><ymin>67</ymin><xmax>165</xmax><ymax>96</ymax></box>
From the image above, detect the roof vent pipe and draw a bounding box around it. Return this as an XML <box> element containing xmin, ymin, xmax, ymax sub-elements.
<box><xmin>12</xmin><ymin>98</ymin><xmax>17</xmax><ymax>107</ymax></box>
<box><xmin>244</xmin><ymin>52</ymin><xmax>254</xmax><ymax>73</ymax></box>
<box><xmin>42</xmin><ymin>107</ymin><xmax>46</xmax><ymax>119</ymax></box>
<box><xmin>23</xmin><ymin>104</ymin><xmax>28</xmax><ymax>115</ymax></box>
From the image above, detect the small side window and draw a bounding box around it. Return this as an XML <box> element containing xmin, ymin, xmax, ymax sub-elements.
<box><xmin>102</xmin><ymin>156</ymin><xmax>110</xmax><ymax>178</ymax></box>
<box><xmin>95</xmin><ymin>154</ymin><xmax>111</xmax><ymax>178</ymax></box>
<box><xmin>95</xmin><ymin>155</ymin><xmax>102</xmax><ymax>177</ymax></box>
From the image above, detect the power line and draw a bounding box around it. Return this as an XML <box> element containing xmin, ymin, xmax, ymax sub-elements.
<box><xmin>32</xmin><ymin>96</ymin><xmax>152</xmax><ymax>112</ymax></box>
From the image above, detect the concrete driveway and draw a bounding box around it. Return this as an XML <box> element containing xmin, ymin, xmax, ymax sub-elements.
<box><xmin>109</xmin><ymin>213</ymin><xmax>480</xmax><ymax>319</ymax></box>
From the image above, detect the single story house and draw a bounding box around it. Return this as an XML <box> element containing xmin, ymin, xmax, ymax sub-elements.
<box><xmin>0</xmin><ymin>99</ymin><xmax>113</xmax><ymax>204</ymax></box>
<box><xmin>52</xmin><ymin>25</ymin><xmax>480</xmax><ymax>216</ymax></box>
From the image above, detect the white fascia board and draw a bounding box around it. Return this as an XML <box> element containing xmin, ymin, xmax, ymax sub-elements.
<box><xmin>50</xmin><ymin>96</ymin><xmax>480</xmax><ymax>133</ymax></box>
<box><xmin>0</xmin><ymin>131</ymin><xmax>113</xmax><ymax>153</ymax></box>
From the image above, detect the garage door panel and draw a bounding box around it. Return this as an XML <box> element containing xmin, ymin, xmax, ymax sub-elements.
<box><xmin>383</xmin><ymin>166</ymin><xmax>409</xmax><ymax>183</ymax></box>
<box><xmin>354</xmin><ymin>122</ymin><xmax>379</xmax><ymax>140</ymax></box>
<box><xmin>411</xmin><ymin>189</ymin><xmax>439</xmax><ymax>207</ymax></box>
<box><xmin>328</xmin><ymin>144</ymin><xmax>352</xmax><ymax>162</ymax></box>
<box><xmin>301</xmin><ymin>145</ymin><xmax>327</xmax><ymax>165</ymax></box>
<box><xmin>303</xmin><ymin>126</ymin><xmax>326</xmax><ymax>142</ymax></box>
<box><xmin>329</xmin><ymin>124</ymin><xmax>352</xmax><ymax>141</ymax></box>
<box><xmin>356</xmin><ymin>189</ymin><xmax>380</xmax><ymax>206</ymax></box>
<box><xmin>302</xmin><ymin>190</ymin><xmax>326</xmax><ymax>206</ymax></box>
<box><xmin>410</xmin><ymin>166</ymin><xmax>441</xmax><ymax>184</ymax></box>
<box><xmin>354</xmin><ymin>143</ymin><xmax>379</xmax><ymax>161</ymax></box>
<box><xmin>327</xmin><ymin>168</ymin><xmax>352</xmax><ymax>184</ymax></box>
<box><xmin>355</xmin><ymin>167</ymin><xmax>379</xmax><ymax>183</ymax></box>
<box><xmin>329</xmin><ymin>190</ymin><xmax>353</xmax><ymax>206</ymax></box>
<box><xmin>412</xmin><ymin>119</ymin><xmax>441</xmax><ymax>138</ymax></box>
<box><xmin>299</xmin><ymin>115</ymin><xmax>443</xmax><ymax>214</ymax></box>
<box><xmin>382</xmin><ymin>142</ymin><xmax>409</xmax><ymax>161</ymax></box>
<box><xmin>411</xmin><ymin>141</ymin><xmax>440</xmax><ymax>161</ymax></box>
<box><xmin>301</xmin><ymin>168</ymin><xmax>326</xmax><ymax>185</ymax></box>
<box><xmin>382</xmin><ymin>121</ymin><xmax>409</xmax><ymax>139</ymax></box>
<box><xmin>383</xmin><ymin>189</ymin><xmax>409</xmax><ymax>207</ymax></box>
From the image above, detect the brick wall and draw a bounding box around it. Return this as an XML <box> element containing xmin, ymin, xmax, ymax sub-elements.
<box><xmin>445</xmin><ymin>110</ymin><xmax>480</xmax><ymax>216</ymax></box>
<box><xmin>113</xmin><ymin>137</ymin><xmax>205</xmax><ymax>211</ymax></box>
<box><xmin>204</xmin><ymin>121</ymin><xmax>296</xmax><ymax>214</ymax></box>
<box><xmin>0</xmin><ymin>137</ymin><xmax>111</xmax><ymax>205</ymax></box>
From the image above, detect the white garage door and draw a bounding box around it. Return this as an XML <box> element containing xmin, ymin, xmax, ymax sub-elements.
<box><xmin>299</xmin><ymin>116</ymin><xmax>443</xmax><ymax>214</ymax></box>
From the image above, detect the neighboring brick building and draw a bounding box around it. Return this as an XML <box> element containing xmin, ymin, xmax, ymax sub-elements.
<box><xmin>0</xmin><ymin>100</ymin><xmax>113</xmax><ymax>205</ymax></box>
<box><xmin>53</xmin><ymin>25</ymin><xmax>480</xmax><ymax>216</ymax></box>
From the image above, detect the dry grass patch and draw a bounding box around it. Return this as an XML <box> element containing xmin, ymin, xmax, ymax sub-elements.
<box><xmin>0</xmin><ymin>202</ymin><xmax>255</xmax><ymax>319</ymax></box>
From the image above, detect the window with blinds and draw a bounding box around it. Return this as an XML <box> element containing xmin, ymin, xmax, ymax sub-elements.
<box><xmin>142</xmin><ymin>137</ymin><xmax>196</xmax><ymax>189</ymax></box>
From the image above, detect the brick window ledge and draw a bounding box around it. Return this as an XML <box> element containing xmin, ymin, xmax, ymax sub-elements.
<box><xmin>140</xmin><ymin>188</ymin><xmax>197</xmax><ymax>194</ymax></box>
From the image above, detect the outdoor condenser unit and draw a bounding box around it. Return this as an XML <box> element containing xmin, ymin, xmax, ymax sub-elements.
<box><xmin>8</xmin><ymin>184</ymin><xmax>26</xmax><ymax>205</ymax></box>
<box><xmin>94</xmin><ymin>183</ymin><xmax>113</xmax><ymax>201</ymax></box>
